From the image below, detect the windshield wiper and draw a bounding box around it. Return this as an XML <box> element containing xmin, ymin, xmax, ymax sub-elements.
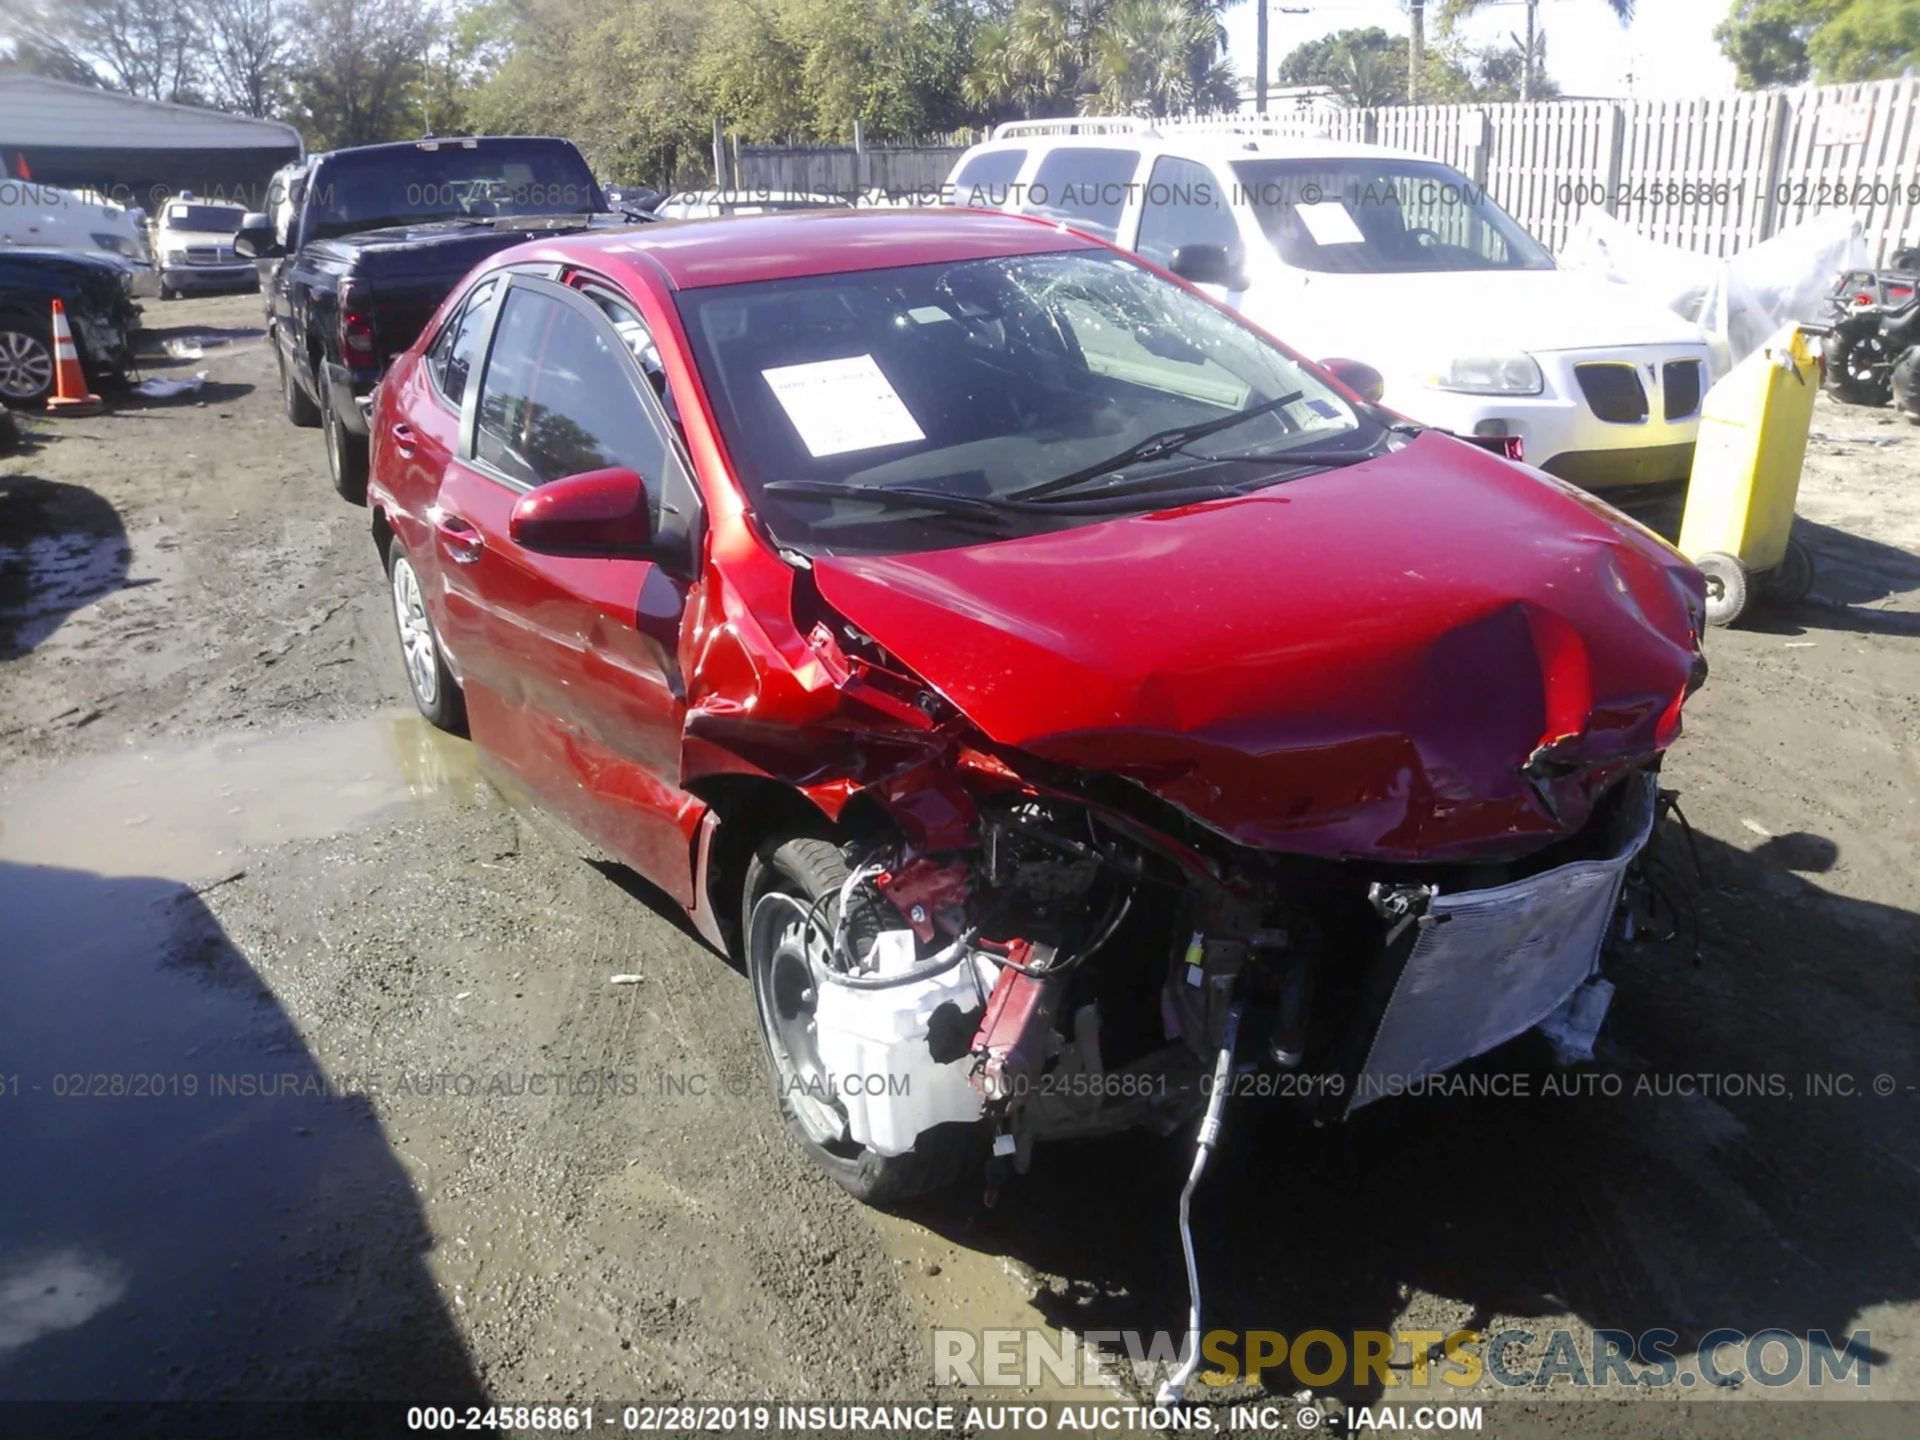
<box><xmin>1008</xmin><ymin>390</ymin><xmax>1303</xmax><ymax>502</ymax></box>
<box><xmin>762</xmin><ymin>479</ymin><xmax>1017</xmax><ymax>532</ymax></box>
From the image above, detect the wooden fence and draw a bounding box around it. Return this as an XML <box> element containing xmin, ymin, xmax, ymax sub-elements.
<box><xmin>732</xmin><ymin>78</ymin><xmax>1920</xmax><ymax>263</ymax></box>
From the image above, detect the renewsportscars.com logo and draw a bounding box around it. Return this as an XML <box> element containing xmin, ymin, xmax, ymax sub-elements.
<box><xmin>933</xmin><ymin>1326</ymin><xmax>1873</xmax><ymax>1391</ymax></box>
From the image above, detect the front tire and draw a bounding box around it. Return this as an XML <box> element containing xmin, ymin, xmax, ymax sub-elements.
<box><xmin>741</xmin><ymin>835</ymin><xmax>976</xmax><ymax>1208</ymax></box>
<box><xmin>1823</xmin><ymin>329</ymin><xmax>1893</xmax><ymax>406</ymax></box>
<box><xmin>320</xmin><ymin>373</ymin><xmax>369</xmax><ymax>504</ymax></box>
<box><xmin>0</xmin><ymin>314</ymin><xmax>56</xmax><ymax>405</ymax></box>
<box><xmin>387</xmin><ymin>544</ymin><xmax>466</xmax><ymax>733</ymax></box>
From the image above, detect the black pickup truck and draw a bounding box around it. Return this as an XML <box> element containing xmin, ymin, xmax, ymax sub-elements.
<box><xmin>239</xmin><ymin>136</ymin><xmax>645</xmax><ymax>501</ymax></box>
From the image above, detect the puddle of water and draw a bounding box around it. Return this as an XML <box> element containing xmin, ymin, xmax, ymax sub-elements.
<box><xmin>870</xmin><ymin>1211</ymin><xmax>1122</xmax><ymax>1401</ymax></box>
<box><xmin>0</xmin><ymin>712</ymin><xmax>485</xmax><ymax>882</ymax></box>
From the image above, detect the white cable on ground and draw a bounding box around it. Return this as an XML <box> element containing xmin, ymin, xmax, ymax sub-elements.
<box><xmin>1157</xmin><ymin>1001</ymin><xmax>1243</xmax><ymax>1407</ymax></box>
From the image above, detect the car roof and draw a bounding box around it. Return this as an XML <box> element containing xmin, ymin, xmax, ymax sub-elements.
<box><xmin>534</xmin><ymin>207</ymin><xmax>1103</xmax><ymax>291</ymax></box>
<box><xmin>315</xmin><ymin>136</ymin><xmax>579</xmax><ymax>163</ymax></box>
<box><xmin>960</xmin><ymin>133</ymin><xmax>1436</xmax><ymax>168</ymax></box>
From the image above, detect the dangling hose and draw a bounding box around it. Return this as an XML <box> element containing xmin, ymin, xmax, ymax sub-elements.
<box><xmin>1157</xmin><ymin>1001</ymin><xmax>1243</xmax><ymax>1406</ymax></box>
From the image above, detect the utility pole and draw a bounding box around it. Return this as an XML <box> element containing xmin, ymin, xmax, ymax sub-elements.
<box><xmin>1409</xmin><ymin>0</ymin><xmax>1425</xmax><ymax>105</ymax></box>
<box><xmin>1520</xmin><ymin>0</ymin><xmax>1538</xmax><ymax>102</ymax></box>
<box><xmin>1259</xmin><ymin>6</ymin><xmax>1310</xmax><ymax>114</ymax></box>
<box><xmin>1257</xmin><ymin>0</ymin><xmax>1268</xmax><ymax>113</ymax></box>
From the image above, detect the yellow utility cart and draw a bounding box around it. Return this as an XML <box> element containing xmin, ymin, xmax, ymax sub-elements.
<box><xmin>1677</xmin><ymin>324</ymin><xmax>1823</xmax><ymax>626</ymax></box>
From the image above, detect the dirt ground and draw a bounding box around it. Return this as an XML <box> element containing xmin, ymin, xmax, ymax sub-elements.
<box><xmin>0</xmin><ymin>291</ymin><xmax>1916</xmax><ymax>1439</ymax></box>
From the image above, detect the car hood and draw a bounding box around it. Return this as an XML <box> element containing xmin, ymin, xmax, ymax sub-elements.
<box><xmin>810</xmin><ymin>433</ymin><xmax>1704</xmax><ymax>861</ymax></box>
<box><xmin>1265</xmin><ymin>266</ymin><xmax>1708</xmax><ymax>362</ymax></box>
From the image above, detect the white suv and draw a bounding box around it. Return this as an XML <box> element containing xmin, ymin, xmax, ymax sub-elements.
<box><xmin>945</xmin><ymin>119</ymin><xmax>1715</xmax><ymax>490</ymax></box>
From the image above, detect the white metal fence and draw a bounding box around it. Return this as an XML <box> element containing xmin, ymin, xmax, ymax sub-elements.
<box><xmin>735</xmin><ymin>78</ymin><xmax>1920</xmax><ymax>264</ymax></box>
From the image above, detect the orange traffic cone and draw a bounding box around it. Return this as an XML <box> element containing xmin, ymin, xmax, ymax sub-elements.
<box><xmin>46</xmin><ymin>298</ymin><xmax>102</xmax><ymax>416</ymax></box>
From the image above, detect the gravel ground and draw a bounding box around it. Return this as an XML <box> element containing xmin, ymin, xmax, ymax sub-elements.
<box><xmin>0</xmin><ymin>292</ymin><xmax>1916</xmax><ymax>1439</ymax></box>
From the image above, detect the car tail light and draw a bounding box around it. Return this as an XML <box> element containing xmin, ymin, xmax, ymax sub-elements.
<box><xmin>339</xmin><ymin>307</ymin><xmax>374</xmax><ymax>360</ymax></box>
<box><xmin>339</xmin><ymin>280</ymin><xmax>375</xmax><ymax>362</ymax></box>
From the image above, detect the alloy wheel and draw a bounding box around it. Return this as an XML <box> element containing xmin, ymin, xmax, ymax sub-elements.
<box><xmin>0</xmin><ymin>329</ymin><xmax>54</xmax><ymax>400</ymax></box>
<box><xmin>747</xmin><ymin>890</ymin><xmax>848</xmax><ymax>1148</ymax></box>
<box><xmin>389</xmin><ymin>554</ymin><xmax>439</xmax><ymax>708</ymax></box>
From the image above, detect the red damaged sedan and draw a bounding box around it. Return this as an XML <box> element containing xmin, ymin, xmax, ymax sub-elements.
<box><xmin>367</xmin><ymin>208</ymin><xmax>1706</xmax><ymax>1210</ymax></box>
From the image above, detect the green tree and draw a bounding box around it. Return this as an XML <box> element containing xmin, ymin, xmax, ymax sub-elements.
<box><xmin>1809</xmin><ymin>0</ymin><xmax>1920</xmax><ymax>79</ymax></box>
<box><xmin>964</xmin><ymin>0</ymin><xmax>1235</xmax><ymax>119</ymax></box>
<box><xmin>1714</xmin><ymin>0</ymin><xmax>1837</xmax><ymax>86</ymax></box>
<box><xmin>289</xmin><ymin>0</ymin><xmax>434</xmax><ymax>148</ymax></box>
<box><xmin>793</xmin><ymin>0</ymin><xmax>982</xmax><ymax>138</ymax></box>
<box><xmin>1273</xmin><ymin>26</ymin><xmax>1485</xmax><ymax>105</ymax></box>
<box><xmin>465</xmin><ymin>0</ymin><xmax>712</xmax><ymax>182</ymax></box>
<box><xmin>1087</xmin><ymin>0</ymin><xmax>1234</xmax><ymax>114</ymax></box>
<box><xmin>1</xmin><ymin>0</ymin><xmax>204</xmax><ymax>102</ymax></box>
<box><xmin>695</xmin><ymin>0</ymin><xmax>809</xmax><ymax>141</ymax></box>
<box><xmin>1716</xmin><ymin>0</ymin><xmax>1918</xmax><ymax>86</ymax></box>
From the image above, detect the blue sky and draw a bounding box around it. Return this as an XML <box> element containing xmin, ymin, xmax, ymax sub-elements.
<box><xmin>1221</xmin><ymin>0</ymin><xmax>1740</xmax><ymax>99</ymax></box>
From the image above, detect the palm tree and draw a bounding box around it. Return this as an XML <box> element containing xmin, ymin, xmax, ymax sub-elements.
<box><xmin>1089</xmin><ymin>0</ymin><xmax>1235</xmax><ymax>115</ymax></box>
<box><xmin>1441</xmin><ymin>0</ymin><xmax>1633</xmax><ymax>100</ymax></box>
<box><xmin>966</xmin><ymin>0</ymin><xmax>1236</xmax><ymax>119</ymax></box>
<box><xmin>1339</xmin><ymin>44</ymin><xmax>1399</xmax><ymax>108</ymax></box>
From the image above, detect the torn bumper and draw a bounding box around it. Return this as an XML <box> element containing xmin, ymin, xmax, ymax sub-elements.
<box><xmin>1345</xmin><ymin>772</ymin><xmax>1657</xmax><ymax>1112</ymax></box>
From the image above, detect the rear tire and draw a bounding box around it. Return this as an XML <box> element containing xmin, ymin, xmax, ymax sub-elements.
<box><xmin>741</xmin><ymin>834</ymin><xmax>977</xmax><ymax>1208</ymax></box>
<box><xmin>1758</xmin><ymin>536</ymin><xmax>1815</xmax><ymax>606</ymax></box>
<box><xmin>320</xmin><ymin>371</ymin><xmax>369</xmax><ymax>504</ymax></box>
<box><xmin>387</xmin><ymin>543</ymin><xmax>466</xmax><ymax>733</ymax></box>
<box><xmin>278</xmin><ymin>339</ymin><xmax>321</xmax><ymax>428</ymax></box>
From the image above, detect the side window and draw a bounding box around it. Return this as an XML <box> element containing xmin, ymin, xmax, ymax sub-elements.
<box><xmin>427</xmin><ymin>276</ymin><xmax>500</xmax><ymax>409</ymax></box>
<box><xmin>1025</xmin><ymin>148</ymin><xmax>1141</xmax><ymax>241</ymax></box>
<box><xmin>1135</xmin><ymin>157</ymin><xmax>1242</xmax><ymax>271</ymax></box>
<box><xmin>473</xmin><ymin>286</ymin><xmax>670</xmax><ymax>489</ymax></box>
<box><xmin>577</xmin><ymin>282</ymin><xmax>681</xmax><ymax>429</ymax></box>
<box><xmin>949</xmin><ymin>149</ymin><xmax>1026</xmax><ymax>206</ymax></box>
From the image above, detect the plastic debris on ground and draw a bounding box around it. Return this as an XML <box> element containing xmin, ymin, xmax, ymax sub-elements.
<box><xmin>1558</xmin><ymin>211</ymin><xmax>1869</xmax><ymax>373</ymax></box>
<box><xmin>134</xmin><ymin>372</ymin><xmax>208</xmax><ymax>399</ymax></box>
<box><xmin>1537</xmin><ymin>975</ymin><xmax>1615</xmax><ymax>1066</ymax></box>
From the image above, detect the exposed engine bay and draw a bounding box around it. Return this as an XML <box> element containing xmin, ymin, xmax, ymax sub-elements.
<box><xmin>783</xmin><ymin>760</ymin><xmax>1661</xmax><ymax>1173</ymax></box>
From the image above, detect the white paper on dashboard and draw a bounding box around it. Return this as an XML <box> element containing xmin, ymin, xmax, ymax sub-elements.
<box><xmin>1295</xmin><ymin>201</ymin><xmax>1365</xmax><ymax>246</ymax></box>
<box><xmin>761</xmin><ymin>354</ymin><xmax>927</xmax><ymax>457</ymax></box>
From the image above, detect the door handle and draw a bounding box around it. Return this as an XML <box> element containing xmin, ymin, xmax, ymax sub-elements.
<box><xmin>390</xmin><ymin>421</ymin><xmax>417</xmax><ymax>458</ymax></box>
<box><xmin>434</xmin><ymin>511</ymin><xmax>484</xmax><ymax>565</ymax></box>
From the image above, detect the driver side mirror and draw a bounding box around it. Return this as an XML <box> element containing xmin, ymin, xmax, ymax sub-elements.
<box><xmin>510</xmin><ymin>467</ymin><xmax>655</xmax><ymax>558</ymax></box>
<box><xmin>1168</xmin><ymin>243</ymin><xmax>1245</xmax><ymax>290</ymax></box>
<box><xmin>1319</xmin><ymin>357</ymin><xmax>1386</xmax><ymax>404</ymax></box>
<box><xmin>233</xmin><ymin>214</ymin><xmax>281</xmax><ymax>259</ymax></box>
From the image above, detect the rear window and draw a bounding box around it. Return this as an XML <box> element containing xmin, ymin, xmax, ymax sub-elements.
<box><xmin>1023</xmin><ymin>149</ymin><xmax>1140</xmax><ymax>241</ymax></box>
<box><xmin>949</xmin><ymin>149</ymin><xmax>1026</xmax><ymax>205</ymax></box>
<box><xmin>303</xmin><ymin>140</ymin><xmax>602</xmax><ymax>243</ymax></box>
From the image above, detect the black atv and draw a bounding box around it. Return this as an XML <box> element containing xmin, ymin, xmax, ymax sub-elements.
<box><xmin>1822</xmin><ymin>249</ymin><xmax>1920</xmax><ymax>406</ymax></box>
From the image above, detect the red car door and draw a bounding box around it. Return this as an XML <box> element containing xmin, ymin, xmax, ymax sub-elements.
<box><xmin>381</xmin><ymin>274</ymin><xmax>503</xmax><ymax>572</ymax></box>
<box><xmin>427</xmin><ymin>275</ymin><xmax>705</xmax><ymax>904</ymax></box>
